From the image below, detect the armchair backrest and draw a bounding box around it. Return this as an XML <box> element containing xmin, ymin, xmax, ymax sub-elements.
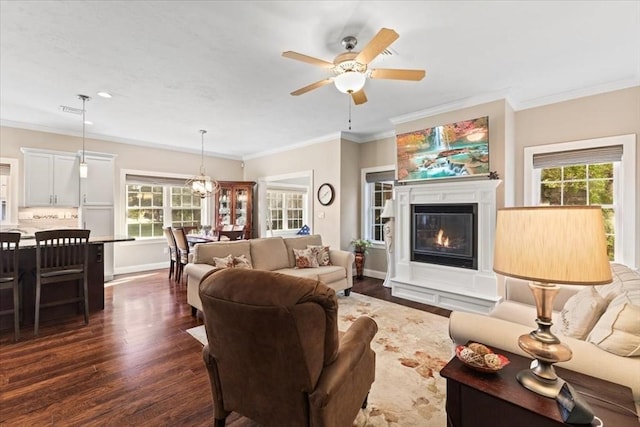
<box><xmin>199</xmin><ymin>268</ymin><xmax>340</xmax><ymax>425</ymax></box>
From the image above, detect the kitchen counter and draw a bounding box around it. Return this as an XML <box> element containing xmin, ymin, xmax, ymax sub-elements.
<box><xmin>0</xmin><ymin>235</ymin><xmax>134</xmax><ymax>333</ymax></box>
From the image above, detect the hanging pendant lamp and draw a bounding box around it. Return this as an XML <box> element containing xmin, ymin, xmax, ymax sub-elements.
<box><xmin>78</xmin><ymin>94</ymin><xmax>90</xmax><ymax>178</ymax></box>
<box><xmin>187</xmin><ymin>130</ymin><xmax>219</xmax><ymax>198</ymax></box>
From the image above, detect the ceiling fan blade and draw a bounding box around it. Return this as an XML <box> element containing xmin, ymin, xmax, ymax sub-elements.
<box><xmin>370</xmin><ymin>68</ymin><xmax>426</xmax><ymax>81</ymax></box>
<box><xmin>290</xmin><ymin>78</ymin><xmax>333</xmax><ymax>96</ymax></box>
<box><xmin>282</xmin><ymin>51</ymin><xmax>334</xmax><ymax>68</ymax></box>
<box><xmin>351</xmin><ymin>89</ymin><xmax>367</xmax><ymax>105</ymax></box>
<box><xmin>355</xmin><ymin>28</ymin><xmax>399</xmax><ymax>65</ymax></box>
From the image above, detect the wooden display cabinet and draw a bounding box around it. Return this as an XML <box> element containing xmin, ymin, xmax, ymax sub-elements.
<box><xmin>215</xmin><ymin>181</ymin><xmax>255</xmax><ymax>239</ymax></box>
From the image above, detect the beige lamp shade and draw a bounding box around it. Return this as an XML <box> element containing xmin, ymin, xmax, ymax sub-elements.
<box><xmin>381</xmin><ymin>200</ymin><xmax>394</xmax><ymax>219</ymax></box>
<box><xmin>493</xmin><ymin>206</ymin><xmax>612</xmax><ymax>285</ymax></box>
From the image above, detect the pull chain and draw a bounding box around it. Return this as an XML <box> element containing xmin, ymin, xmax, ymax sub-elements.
<box><xmin>348</xmin><ymin>95</ymin><xmax>352</xmax><ymax>131</ymax></box>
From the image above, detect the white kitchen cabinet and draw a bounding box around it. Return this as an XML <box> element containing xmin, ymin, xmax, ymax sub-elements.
<box><xmin>80</xmin><ymin>154</ymin><xmax>115</xmax><ymax>205</ymax></box>
<box><xmin>22</xmin><ymin>149</ymin><xmax>79</xmax><ymax>207</ymax></box>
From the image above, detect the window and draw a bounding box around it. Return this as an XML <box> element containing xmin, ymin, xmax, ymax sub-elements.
<box><xmin>525</xmin><ymin>135</ymin><xmax>636</xmax><ymax>266</ymax></box>
<box><xmin>125</xmin><ymin>173</ymin><xmax>206</xmax><ymax>238</ymax></box>
<box><xmin>266</xmin><ymin>189</ymin><xmax>306</xmax><ymax>233</ymax></box>
<box><xmin>362</xmin><ymin>167</ymin><xmax>395</xmax><ymax>243</ymax></box>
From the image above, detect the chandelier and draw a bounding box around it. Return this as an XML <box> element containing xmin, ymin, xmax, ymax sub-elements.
<box><xmin>187</xmin><ymin>130</ymin><xmax>219</xmax><ymax>198</ymax></box>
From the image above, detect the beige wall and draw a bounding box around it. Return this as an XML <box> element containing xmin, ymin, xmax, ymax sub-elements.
<box><xmin>242</xmin><ymin>138</ymin><xmax>344</xmax><ymax>249</ymax></box>
<box><xmin>0</xmin><ymin>126</ymin><xmax>243</xmax><ymax>273</ymax></box>
<box><xmin>339</xmin><ymin>139</ymin><xmax>361</xmax><ymax>251</ymax></box>
<box><xmin>515</xmin><ymin>86</ymin><xmax>640</xmax><ymax>268</ymax></box>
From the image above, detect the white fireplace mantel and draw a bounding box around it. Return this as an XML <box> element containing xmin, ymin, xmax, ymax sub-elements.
<box><xmin>391</xmin><ymin>179</ymin><xmax>502</xmax><ymax>314</ymax></box>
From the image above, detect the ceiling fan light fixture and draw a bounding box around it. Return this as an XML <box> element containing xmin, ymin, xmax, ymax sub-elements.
<box><xmin>334</xmin><ymin>71</ymin><xmax>366</xmax><ymax>94</ymax></box>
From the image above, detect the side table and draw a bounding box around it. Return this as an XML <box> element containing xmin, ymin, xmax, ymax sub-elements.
<box><xmin>440</xmin><ymin>346</ymin><xmax>639</xmax><ymax>427</ymax></box>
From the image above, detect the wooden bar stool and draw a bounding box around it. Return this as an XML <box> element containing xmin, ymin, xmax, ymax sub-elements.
<box><xmin>0</xmin><ymin>232</ymin><xmax>21</xmax><ymax>341</ymax></box>
<box><xmin>34</xmin><ymin>229</ymin><xmax>90</xmax><ymax>336</ymax></box>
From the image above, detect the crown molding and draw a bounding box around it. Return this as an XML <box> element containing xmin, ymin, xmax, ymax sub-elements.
<box><xmin>242</xmin><ymin>132</ymin><xmax>342</xmax><ymax>160</ymax></box>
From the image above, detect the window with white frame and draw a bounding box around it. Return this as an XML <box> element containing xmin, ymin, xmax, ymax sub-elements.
<box><xmin>126</xmin><ymin>174</ymin><xmax>205</xmax><ymax>238</ymax></box>
<box><xmin>362</xmin><ymin>167</ymin><xmax>395</xmax><ymax>243</ymax></box>
<box><xmin>266</xmin><ymin>189</ymin><xmax>306</xmax><ymax>233</ymax></box>
<box><xmin>525</xmin><ymin>135</ymin><xmax>636</xmax><ymax>266</ymax></box>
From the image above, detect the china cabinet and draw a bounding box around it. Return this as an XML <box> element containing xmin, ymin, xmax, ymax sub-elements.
<box><xmin>215</xmin><ymin>181</ymin><xmax>255</xmax><ymax>239</ymax></box>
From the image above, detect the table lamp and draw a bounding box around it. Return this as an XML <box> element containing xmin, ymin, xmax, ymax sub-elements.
<box><xmin>380</xmin><ymin>199</ymin><xmax>395</xmax><ymax>288</ymax></box>
<box><xmin>493</xmin><ymin>206</ymin><xmax>612</xmax><ymax>398</ymax></box>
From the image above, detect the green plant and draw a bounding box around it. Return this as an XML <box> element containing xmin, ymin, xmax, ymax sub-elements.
<box><xmin>350</xmin><ymin>238</ymin><xmax>372</xmax><ymax>254</ymax></box>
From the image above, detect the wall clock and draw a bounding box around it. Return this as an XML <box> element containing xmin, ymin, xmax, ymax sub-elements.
<box><xmin>317</xmin><ymin>183</ymin><xmax>335</xmax><ymax>206</ymax></box>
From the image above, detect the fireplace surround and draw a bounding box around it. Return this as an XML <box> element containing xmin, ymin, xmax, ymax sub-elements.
<box><xmin>392</xmin><ymin>179</ymin><xmax>502</xmax><ymax>313</ymax></box>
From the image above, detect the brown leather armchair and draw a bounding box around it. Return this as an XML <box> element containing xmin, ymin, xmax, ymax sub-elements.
<box><xmin>199</xmin><ymin>268</ymin><xmax>378</xmax><ymax>427</ymax></box>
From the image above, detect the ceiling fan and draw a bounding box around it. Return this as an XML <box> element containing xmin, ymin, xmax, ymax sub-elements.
<box><xmin>282</xmin><ymin>28</ymin><xmax>425</xmax><ymax>105</ymax></box>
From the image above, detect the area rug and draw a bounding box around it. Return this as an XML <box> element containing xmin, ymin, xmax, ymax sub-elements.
<box><xmin>186</xmin><ymin>292</ymin><xmax>452</xmax><ymax>426</ymax></box>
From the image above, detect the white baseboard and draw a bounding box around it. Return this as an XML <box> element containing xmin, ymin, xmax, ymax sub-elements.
<box><xmin>362</xmin><ymin>269</ymin><xmax>386</xmax><ymax>280</ymax></box>
<box><xmin>114</xmin><ymin>262</ymin><xmax>168</xmax><ymax>275</ymax></box>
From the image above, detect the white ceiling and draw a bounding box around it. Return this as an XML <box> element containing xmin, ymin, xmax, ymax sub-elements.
<box><xmin>1</xmin><ymin>1</ymin><xmax>638</xmax><ymax>160</ymax></box>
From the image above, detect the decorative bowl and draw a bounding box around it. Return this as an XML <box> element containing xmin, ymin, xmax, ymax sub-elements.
<box><xmin>455</xmin><ymin>343</ymin><xmax>510</xmax><ymax>373</ymax></box>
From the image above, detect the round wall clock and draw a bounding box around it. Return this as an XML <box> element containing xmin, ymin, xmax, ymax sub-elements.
<box><xmin>317</xmin><ymin>183</ymin><xmax>335</xmax><ymax>206</ymax></box>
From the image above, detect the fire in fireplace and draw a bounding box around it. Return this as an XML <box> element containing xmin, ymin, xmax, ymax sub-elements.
<box><xmin>411</xmin><ymin>203</ymin><xmax>478</xmax><ymax>269</ymax></box>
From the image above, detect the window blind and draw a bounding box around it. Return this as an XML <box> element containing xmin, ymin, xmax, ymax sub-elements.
<box><xmin>126</xmin><ymin>174</ymin><xmax>186</xmax><ymax>186</ymax></box>
<box><xmin>532</xmin><ymin>145</ymin><xmax>623</xmax><ymax>169</ymax></box>
<box><xmin>365</xmin><ymin>170</ymin><xmax>395</xmax><ymax>183</ymax></box>
<box><xmin>0</xmin><ymin>164</ymin><xmax>10</xmax><ymax>176</ymax></box>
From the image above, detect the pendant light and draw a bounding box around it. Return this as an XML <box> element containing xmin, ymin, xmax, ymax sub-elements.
<box><xmin>187</xmin><ymin>130</ymin><xmax>219</xmax><ymax>198</ymax></box>
<box><xmin>78</xmin><ymin>94</ymin><xmax>90</xmax><ymax>178</ymax></box>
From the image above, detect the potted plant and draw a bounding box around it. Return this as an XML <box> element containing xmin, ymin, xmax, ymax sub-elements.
<box><xmin>350</xmin><ymin>238</ymin><xmax>372</xmax><ymax>254</ymax></box>
<box><xmin>350</xmin><ymin>238</ymin><xmax>372</xmax><ymax>279</ymax></box>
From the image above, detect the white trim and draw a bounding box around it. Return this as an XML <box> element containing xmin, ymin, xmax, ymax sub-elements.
<box><xmin>360</xmin><ymin>164</ymin><xmax>395</xmax><ymax>241</ymax></box>
<box><xmin>0</xmin><ymin>157</ymin><xmax>19</xmax><ymax>225</ymax></box>
<box><xmin>257</xmin><ymin>170</ymin><xmax>313</xmax><ymax>238</ymax></box>
<box><xmin>524</xmin><ymin>134</ymin><xmax>636</xmax><ymax>268</ymax></box>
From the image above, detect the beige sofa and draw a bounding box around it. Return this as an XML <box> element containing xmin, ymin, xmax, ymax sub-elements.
<box><xmin>449</xmin><ymin>263</ymin><xmax>640</xmax><ymax>407</ymax></box>
<box><xmin>184</xmin><ymin>234</ymin><xmax>354</xmax><ymax>314</ymax></box>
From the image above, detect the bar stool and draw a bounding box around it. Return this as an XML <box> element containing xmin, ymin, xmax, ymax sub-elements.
<box><xmin>0</xmin><ymin>232</ymin><xmax>21</xmax><ymax>341</ymax></box>
<box><xmin>34</xmin><ymin>229</ymin><xmax>90</xmax><ymax>336</ymax></box>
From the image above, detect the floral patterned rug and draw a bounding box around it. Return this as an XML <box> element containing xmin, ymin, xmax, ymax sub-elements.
<box><xmin>187</xmin><ymin>292</ymin><xmax>452</xmax><ymax>427</ymax></box>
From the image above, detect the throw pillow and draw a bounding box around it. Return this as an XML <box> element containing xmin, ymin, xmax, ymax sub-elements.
<box><xmin>213</xmin><ymin>254</ymin><xmax>234</xmax><ymax>269</ymax></box>
<box><xmin>233</xmin><ymin>254</ymin><xmax>253</xmax><ymax>269</ymax></box>
<box><xmin>307</xmin><ymin>245</ymin><xmax>332</xmax><ymax>266</ymax></box>
<box><xmin>587</xmin><ymin>297</ymin><xmax>640</xmax><ymax>357</ymax></box>
<box><xmin>293</xmin><ymin>248</ymin><xmax>319</xmax><ymax>269</ymax></box>
<box><xmin>559</xmin><ymin>286</ymin><xmax>608</xmax><ymax>340</ymax></box>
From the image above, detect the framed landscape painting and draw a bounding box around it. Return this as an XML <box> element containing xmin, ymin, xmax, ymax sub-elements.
<box><xmin>396</xmin><ymin>116</ymin><xmax>489</xmax><ymax>182</ymax></box>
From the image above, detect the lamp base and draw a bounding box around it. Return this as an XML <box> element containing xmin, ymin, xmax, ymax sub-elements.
<box><xmin>516</xmin><ymin>365</ymin><xmax>565</xmax><ymax>398</ymax></box>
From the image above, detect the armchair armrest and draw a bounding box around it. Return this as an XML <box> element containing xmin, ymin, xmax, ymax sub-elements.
<box><xmin>310</xmin><ymin>315</ymin><xmax>377</xmax><ymax>407</ymax></box>
<box><xmin>329</xmin><ymin>250</ymin><xmax>355</xmax><ymax>287</ymax></box>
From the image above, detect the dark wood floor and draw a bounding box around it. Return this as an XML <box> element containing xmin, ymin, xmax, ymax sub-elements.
<box><xmin>0</xmin><ymin>271</ymin><xmax>449</xmax><ymax>426</ymax></box>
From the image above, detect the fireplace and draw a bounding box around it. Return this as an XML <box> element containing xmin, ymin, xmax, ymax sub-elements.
<box><xmin>411</xmin><ymin>203</ymin><xmax>478</xmax><ymax>270</ymax></box>
<box><xmin>391</xmin><ymin>179</ymin><xmax>501</xmax><ymax>314</ymax></box>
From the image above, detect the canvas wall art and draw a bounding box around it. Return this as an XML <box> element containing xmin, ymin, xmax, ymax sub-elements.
<box><xmin>396</xmin><ymin>116</ymin><xmax>489</xmax><ymax>182</ymax></box>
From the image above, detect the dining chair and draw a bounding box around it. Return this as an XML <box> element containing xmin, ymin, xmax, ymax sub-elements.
<box><xmin>0</xmin><ymin>232</ymin><xmax>21</xmax><ymax>341</ymax></box>
<box><xmin>163</xmin><ymin>227</ymin><xmax>178</xmax><ymax>280</ymax></box>
<box><xmin>34</xmin><ymin>229</ymin><xmax>90</xmax><ymax>336</ymax></box>
<box><xmin>171</xmin><ymin>227</ymin><xmax>190</xmax><ymax>284</ymax></box>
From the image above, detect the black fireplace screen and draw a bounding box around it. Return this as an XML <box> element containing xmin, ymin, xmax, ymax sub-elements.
<box><xmin>411</xmin><ymin>203</ymin><xmax>478</xmax><ymax>269</ymax></box>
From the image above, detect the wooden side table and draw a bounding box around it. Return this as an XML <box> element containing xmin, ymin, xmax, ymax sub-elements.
<box><xmin>440</xmin><ymin>346</ymin><xmax>639</xmax><ymax>427</ymax></box>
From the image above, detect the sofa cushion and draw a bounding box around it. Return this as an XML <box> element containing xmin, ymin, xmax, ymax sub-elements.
<box><xmin>559</xmin><ymin>286</ymin><xmax>608</xmax><ymax>340</ymax></box>
<box><xmin>284</xmin><ymin>235</ymin><xmax>322</xmax><ymax>267</ymax></box>
<box><xmin>250</xmin><ymin>237</ymin><xmax>290</xmax><ymax>271</ymax></box>
<box><xmin>587</xmin><ymin>295</ymin><xmax>640</xmax><ymax>357</ymax></box>
<box><xmin>308</xmin><ymin>245</ymin><xmax>332</xmax><ymax>266</ymax></box>
<box><xmin>293</xmin><ymin>248</ymin><xmax>319</xmax><ymax>268</ymax></box>
<box><xmin>274</xmin><ymin>268</ymin><xmax>319</xmax><ymax>281</ymax></box>
<box><xmin>193</xmin><ymin>241</ymin><xmax>252</xmax><ymax>266</ymax></box>
<box><xmin>316</xmin><ymin>266</ymin><xmax>346</xmax><ymax>284</ymax></box>
<box><xmin>213</xmin><ymin>254</ymin><xmax>234</xmax><ymax>268</ymax></box>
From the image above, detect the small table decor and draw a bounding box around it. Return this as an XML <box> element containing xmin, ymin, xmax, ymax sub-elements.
<box><xmin>456</xmin><ymin>343</ymin><xmax>510</xmax><ymax>373</ymax></box>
